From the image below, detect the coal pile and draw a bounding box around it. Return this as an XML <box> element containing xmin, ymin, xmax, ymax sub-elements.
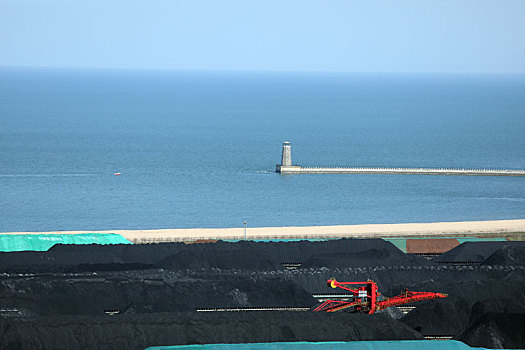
<box><xmin>447</xmin><ymin>298</ymin><xmax>525</xmax><ymax>349</ymax></box>
<box><xmin>482</xmin><ymin>245</ymin><xmax>525</xmax><ymax>265</ymax></box>
<box><xmin>0</xmin><ymin>238</ymin><xmax>523</xmax><ymax>349</ymax></box>
<box><xmin>400</xmin><ymin>297</ymin><xmax>471</xmax><ymax>336</ymax></box>
<box><xmin>455</xmin><ymin>312</ymin><xmax>525</xmax><ymax>349</ymax></box>
<box><xmin>0</xmin><ymin>238</ymin><xmax>407</xmax><ymax>273</ymax></box>
<box><xmin>468</xmin><ymin>298</ymin><xmax>525</xmax><ymax>323</ymax></box>
<box><xmin>0</xmin><ymin>312</ymin><xmax>422</xmax><ymax>350</ymax></box>
<box><xmin>301</xmin><ymin>248</ymin><xmax>430</xmax><ymax>268</ymax></box>
<box><xmin>433</xmin><ymin>241</ymin><xmax>525</xmax><ymax>263</ymax></box>
<box><xmin>0</xmin><ymin>274</ymin><xmax>315</xmax><ymax>315</ymax></box>
<box><xmin>155</xmin><ymin>247</ymin><xmax>280</xmax><ymax>270</ymax></box>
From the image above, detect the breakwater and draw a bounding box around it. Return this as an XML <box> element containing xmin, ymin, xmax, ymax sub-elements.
<box><xmin>276</xmin><ymin>165</ymin><xmax>525</xmax><ymax>176</ymax></box>
<box><xmin>275</xmin><ymin>141</ymin><xmax>525</xmax><ymax>176</ymax></box>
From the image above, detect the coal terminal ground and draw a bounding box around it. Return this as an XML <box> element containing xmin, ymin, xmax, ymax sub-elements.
<box><xmin>0</xmin><ymin>239</ymin><xmax>524</xmax><ymax>349</ymax></box>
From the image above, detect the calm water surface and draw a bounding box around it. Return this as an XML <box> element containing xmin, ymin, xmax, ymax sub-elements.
<box><xmin>1</xmin><ymin>69</ymin><xmax>524</xmax><ymax>231</ymax></box>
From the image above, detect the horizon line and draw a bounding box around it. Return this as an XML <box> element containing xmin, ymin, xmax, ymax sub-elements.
<box><xmin>1</xmin><ymin>65</ymin><xmax>525</xmax><ymax>75</ymax></box>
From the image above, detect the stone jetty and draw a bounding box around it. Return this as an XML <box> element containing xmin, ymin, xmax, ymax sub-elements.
<box><xmin>275</xmin><ymin>142</ymin><xmax>525</xmax><ymax>177</ymax></box>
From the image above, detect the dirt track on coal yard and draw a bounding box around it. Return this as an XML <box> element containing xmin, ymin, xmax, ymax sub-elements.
<box><xmin>0</xmin><ymin>239</ymin><xmax>524</xmax><ymax>349</ymax></box>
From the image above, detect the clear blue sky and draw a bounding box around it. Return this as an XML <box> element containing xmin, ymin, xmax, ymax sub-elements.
<box><xmin>1</xmin><ymin>0</ymin><xmax>525</xmax><ymax>73</ymax></box>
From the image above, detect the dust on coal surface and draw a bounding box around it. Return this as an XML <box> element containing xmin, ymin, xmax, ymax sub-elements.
<box><xmin>0</xmin><ymin>239</ymin><xmax>523</xmax><ymax>350</ymax></box>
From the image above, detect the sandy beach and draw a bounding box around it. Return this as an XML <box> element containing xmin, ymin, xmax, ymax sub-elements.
<box><xmin>2</xmin><ymin>219</ymin><xmax>524</xmax><ymax>242</ymax></box>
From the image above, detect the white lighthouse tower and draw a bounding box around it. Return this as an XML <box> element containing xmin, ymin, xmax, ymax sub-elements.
<box><xmin>276</xmin><ymin>141</ymin><xmax>301</xmax><ymax>173</ymax></box>
<box><xmin>281</xmin><ymin>141</ymin><xmax>292</xmax><ymax>167</ymax></box>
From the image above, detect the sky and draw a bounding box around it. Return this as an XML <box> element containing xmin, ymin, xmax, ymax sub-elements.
<box><xmin>1</xmin><ymin>0</ymin><xmax>525</xmax><ymax>73</ymax></box>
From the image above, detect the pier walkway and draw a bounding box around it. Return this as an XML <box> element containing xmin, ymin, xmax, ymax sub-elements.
<box><xmin>277</xmin><ymin>165</ymin><xmax>525</xmax><ymax>176</ymax></box>
<box><xmin>275</xmin><ymin>141</ymin><xmax>525</xmax><ymax>176</ymax></box>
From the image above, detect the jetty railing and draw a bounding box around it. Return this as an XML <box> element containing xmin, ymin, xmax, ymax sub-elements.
<box><xmin>278</xmin><ymin>166</ymin><xmax>525</xmax><ymax>176</ymax></box>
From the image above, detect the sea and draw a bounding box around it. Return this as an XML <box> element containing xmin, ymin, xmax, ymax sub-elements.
<box><xmin>1</xmin><ymin>68</ymin><xmax>524</xmax><ymax>232</ymax></box>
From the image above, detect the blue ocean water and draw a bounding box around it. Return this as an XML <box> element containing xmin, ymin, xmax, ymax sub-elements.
<box><xmin>1</xmin><ymin>68</ymin><xmax>524</xmax><ymax>232</ymax></box>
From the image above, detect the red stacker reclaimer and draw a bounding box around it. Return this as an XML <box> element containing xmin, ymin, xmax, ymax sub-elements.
<box><xmin>313</xmin><ymin>278</ymin><xmax>447</xmax><ymax>314</ymax></box>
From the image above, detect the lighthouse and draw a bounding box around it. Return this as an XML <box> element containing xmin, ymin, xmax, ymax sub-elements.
<box><xmin>281</xmin><ymin>141</ymin><xmax>292</xmax><ymax>167</ymax></box>
<box><xmin>276</xmin><ymin>141</ymin><xmax>301</xmax><ymax>173</ymax></box>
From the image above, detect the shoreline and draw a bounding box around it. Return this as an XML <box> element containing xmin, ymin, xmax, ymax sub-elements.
<box><xmin>2</xmin><ymin>219</ymin><xmax>524</xmax><ymax>242</ymax></box>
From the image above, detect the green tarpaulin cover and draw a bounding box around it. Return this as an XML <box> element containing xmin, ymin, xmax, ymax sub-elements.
<box><xmin>0</xmin><ymin>233</ymin><xmax>131</xmax><ymax>252</ymax></box>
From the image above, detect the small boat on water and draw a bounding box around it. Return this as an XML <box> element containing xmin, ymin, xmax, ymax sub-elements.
<box><xmin>114</xmin><ymin>172</ymin><xmax>121</xmax><ymax>176</ymax></box>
